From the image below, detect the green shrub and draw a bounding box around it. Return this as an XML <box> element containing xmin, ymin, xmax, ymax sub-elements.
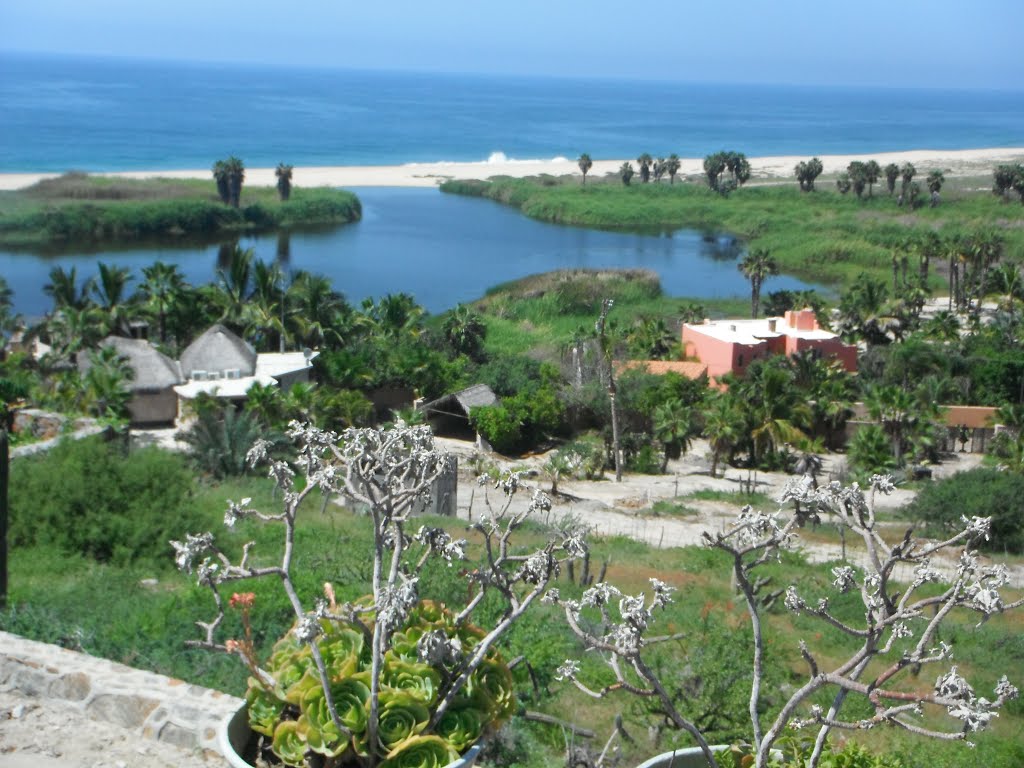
<box><xmin>902</xmin><ymin>468</ymin><xmax>1024</xmax><ymax>553</ymax></box>
<box><xmin>9</xmin><ymin>437</ymin><xmax>205</xmax><ymax>565</ymax></box>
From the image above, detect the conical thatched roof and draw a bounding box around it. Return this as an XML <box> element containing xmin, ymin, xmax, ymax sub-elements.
<box><xmin>79</xmin><ymin>336</ymin><xmax>183</xmax><ymax>392</ymax></box>
<box><xmin>179</xmin><ymin>324</ymin><xmax>256</xmax><ymax>378</ymax></box>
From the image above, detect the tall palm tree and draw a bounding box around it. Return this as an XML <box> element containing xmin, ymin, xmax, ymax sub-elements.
<box><xmin>866</xmin><ymin>384</ymin><xmax>919</xmax><ymax>466</ymax></box>
<box><xmin>442</xmin><ymin>304</ymin><xmax>487</xmax><ymax>361</ymax></box>
<box><xmin>636</xmin><ymin>153</ymin><xmax>653</xmax><ymax>183</ymax></box>
<box><xmin>989</xmin><ymin>263</ymin><xmax>1023</xmax><ymax>319</ymax></box>
<box><xmin>139</xmin><ymin>261</ymin><xmax>186</xmax><ymax>345</ymax></box>
<box><xmin>864</xmin><ymin>160</ymin><xmax>881</xmax><ymax>197</ymax></box>
<box><xmin>577</xmin><ymin>153</ymin><xmax>593</xmax><ymax>185</ymax></box>
<box><xmin>224</xmin><ymin>156</ymin><xmax>245</xmax><ymax>208</ymax></box>
<box><xmin>212</xmin><ymin>159</ymin><xmax>230</xmax><ymax>204</ymax></box>
<box><xmin>742</xmin><ymin>363</ymin><xmax>810</xmax><ymax>465</ymax></box>
<box><xmin>665</xmin><ymin>154</ymin><xmax>681</xmax><ymax>184</ymax></box>
<box><xmin>275</xmin><ymin>163</ymin><xmax>294</xmax><ymax>201</ymax></box>
<box><xmin>738</xmin><ymin>248</ymin><xmax>778</xmax><ymax>319</ymax></box>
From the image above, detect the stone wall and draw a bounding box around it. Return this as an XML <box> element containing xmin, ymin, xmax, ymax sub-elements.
<box><xmin>0</xmin><ymin>630</ymin><xmax>242</xmax><ymax>756</ymax></box>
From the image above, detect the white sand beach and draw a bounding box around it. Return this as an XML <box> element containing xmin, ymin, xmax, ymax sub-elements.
<box><xmin>1</xmin><ymin>148</ymin><xmax>1022</xmax><ymax>192</ymax></box>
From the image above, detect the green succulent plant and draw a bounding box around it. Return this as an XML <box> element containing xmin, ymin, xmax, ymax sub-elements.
<box><xmin>243</xmin><ymin>599</ymin><xmax>513</xmax><ymax>767</ymax></box>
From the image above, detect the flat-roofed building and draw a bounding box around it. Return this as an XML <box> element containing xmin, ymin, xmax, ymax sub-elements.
<box><xmin>682</xmin><ymin>309</ymin><xmax>857</xmax><ymax>383</ymax></box>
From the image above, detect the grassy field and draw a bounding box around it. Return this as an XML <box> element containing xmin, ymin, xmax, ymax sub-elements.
<box><xmin>2</xmin><ymin>459</ymin><xmax>1021</xmax><ymax>768</ymax></box>
<box><xmin>458</xmin><ymin>268</ymin><xmax>749</xmax><ymax>361</ymax></box>
<box><xmin>0</xmin><ymin>173</ymin><xmax>362</xmax><ymax>247</ymax></box>
<box><xmin>441</xmin><ymin>175</ymin><xmax>1024</xmax><ymax>290</ymax></box>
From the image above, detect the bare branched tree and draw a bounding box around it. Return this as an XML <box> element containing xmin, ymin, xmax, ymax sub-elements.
<box><xmin>550</xmin><ymin>474</ymin><xmax>1022</xmax><ymax>768</ymax></box>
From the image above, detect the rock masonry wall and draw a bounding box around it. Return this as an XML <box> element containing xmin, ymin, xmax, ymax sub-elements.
<box><xmin>0</xmin><ymin>630</ymin><xmax>242</xmax><ymax>756</ymax></box>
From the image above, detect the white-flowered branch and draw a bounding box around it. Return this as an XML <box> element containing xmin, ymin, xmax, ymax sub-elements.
<box><xmin>549</xmin><ymin>474</ymin><xmax>1022</xmax><ymax>768</ymax></box>
<box><xmin>172</xmin><ymin>421</ymin><xmax>587</xmax><ymax>768</ymax></box>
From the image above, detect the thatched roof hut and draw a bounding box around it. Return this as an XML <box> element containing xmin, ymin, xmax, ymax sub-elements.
<box><xmin>420</xmin><ymin>383</ymin><xmax>499</xmax><ymax>440</ymax></box>
<box><xmin>79</xmin><ymin>336</ymin><xmax>184</xmax><ymax>425</ymax></box>
<box><xmin>179</xmin><ymin>324</ymin><xmax>256</xmax><ymax>379</ymax></box>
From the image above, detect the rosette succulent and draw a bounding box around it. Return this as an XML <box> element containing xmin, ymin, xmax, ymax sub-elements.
<box><xmin>242</xmin><ymin>599</ymin><xmax>514</xmax><ymax>767</ymax></box>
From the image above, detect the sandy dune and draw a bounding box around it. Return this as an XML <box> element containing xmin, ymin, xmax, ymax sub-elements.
<box><xmin>2</xmin><ymin>148</ymin><xmax>1022</xmax><ymax>191</ymax></box>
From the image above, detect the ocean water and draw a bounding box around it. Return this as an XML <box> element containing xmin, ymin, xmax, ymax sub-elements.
<box><xmin>1</xmin><ymin>52</ymin><xmax>1022</xmax><ymax>172</ymax></box>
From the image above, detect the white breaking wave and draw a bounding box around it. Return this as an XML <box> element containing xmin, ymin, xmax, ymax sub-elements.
<box><xmin>402</xmin><ymin>152</ymin><xmax>571</xmax><ymax>167</ymax></box>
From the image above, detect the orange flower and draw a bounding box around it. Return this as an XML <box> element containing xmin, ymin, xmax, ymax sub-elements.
<box><xmin>230</xmin><ymin>592</ymin><xmax>256</xmax><ymax>609</ymax></box>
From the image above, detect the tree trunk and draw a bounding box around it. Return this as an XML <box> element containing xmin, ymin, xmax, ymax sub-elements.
<box><xmin>610</xmin><ymin>387</ymin><xmax>622</xmax><ymax>482</ymax></box>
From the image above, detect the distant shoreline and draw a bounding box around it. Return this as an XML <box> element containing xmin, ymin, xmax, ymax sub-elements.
<box><xmin>1</xmin><ymin>147</ymin><xmax>1022</xmax><ymax>191</ymax></box>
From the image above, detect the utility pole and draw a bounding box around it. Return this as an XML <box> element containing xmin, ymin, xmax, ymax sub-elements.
<box><xmin>0</xmin><ymin>427</ymin><xmax>8</xmax><ymax>608</ymax></box>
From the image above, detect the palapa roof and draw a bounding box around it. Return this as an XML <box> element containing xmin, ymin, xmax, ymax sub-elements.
<box><xmin>79</xmin><ymin>336</ymin><xmax>183</xmax><ymax>392</ymax></box>
<box><xmin>421</xmin><ymin>383</ymin><xmax>499</xmax><ymax>418</ymax></box>
<box><xmin>179</xmin><ymin>324</ymin><xmax>257</xmax><ymax>378</ymax></box>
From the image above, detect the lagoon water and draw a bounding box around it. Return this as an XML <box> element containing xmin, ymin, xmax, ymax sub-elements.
<box><xmin>0</xmin><ymin>188</ymin><xmax>815</xmax><ymax>319</ymax></box>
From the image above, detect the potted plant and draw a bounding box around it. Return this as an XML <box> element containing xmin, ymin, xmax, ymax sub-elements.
<box><xmin>550</xmin><ymin>475</ymin><xmax>1022</xmax><ymax>768</ymax></box>
<box><xmin>174</xmin><ymin>422</ymin><xmax>585</xmax><ymax>767</ymax></box>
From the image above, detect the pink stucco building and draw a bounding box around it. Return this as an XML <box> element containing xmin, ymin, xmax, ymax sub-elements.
<box><xmin>682</xmin><ymin>309</ymin><xmax>857</xmax><ymax>384</ymax></box>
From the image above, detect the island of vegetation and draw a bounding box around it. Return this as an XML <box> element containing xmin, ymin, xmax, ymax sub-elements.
<box><xmin>441</xmin><ymin>155</ymin><xmax>1024</xmax><ymax>290</ymax></box>
<box><xmin>0</xmin><ymin>159</ymin><xmax>361</xmax><ymax>247</ymax></box>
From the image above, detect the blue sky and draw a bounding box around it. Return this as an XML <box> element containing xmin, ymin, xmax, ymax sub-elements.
<box><xmin>2</xmin><ymin>0</ymin><xmax>1021</xmax><ymax>89</ymax></box>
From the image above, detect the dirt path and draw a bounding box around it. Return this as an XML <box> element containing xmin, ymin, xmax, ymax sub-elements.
<box><xmin>440</xmin><ymin>437</ymin><xmax>1023</xmax><ymax>587</ymax></box>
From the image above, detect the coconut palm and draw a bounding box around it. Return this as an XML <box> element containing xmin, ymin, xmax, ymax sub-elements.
<box><xmin>742</xmin><ymin>363</ymin><xmax>810</xmax><ymax>466</ymax></box>
<box><xmin>139</xmin><ymin>261</ymin><xmax>186</xmax><ymax>345</ymax></box>
<box><xmin>988</xmin><ymin>263</ymin><xmax>1023</xmax><ymax>319</ymax></box>
<box><xmin>866</xmin><ymin>384</ymin><xmax>920</xmax><ymax>466</ymax></box>
<box><xmin>275</xmin><ymin>163</ymin><xmax>293</xmax><ymax>201</ymax></box>
<box><xmin>247</xmin><ymin>260</ymin><xmax>286</xmax><ymax>352</ymax></box>
<box><xmin>738</xmin><ymin>248</ymin><xmax>778</xmax><ymax>319</ymax></box>
<box><xmin>577</xmin><ymin>153</ymin><xmax>593</xmax><ymax>185</ymax></box>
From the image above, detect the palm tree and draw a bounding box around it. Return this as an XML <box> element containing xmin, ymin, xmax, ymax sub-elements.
<box><xmin>81</xmin><ymin>345</ymin><xmax>134</xmax><ymax>419</ymax></box>
<box><xmin>286</xmin><ymin>271</ymin><xmax>350</xmax><ymax>349</ymax></box>
<box><xmin>275</xmin><ymin>163</ymin><xmax>294</xmax><ymax>201</ymax></box>
<box><xmin>900</xmin><ymin>162</ymin><xmax>916</xmax><ymax>197</ymax></box>
<box><xmin>577</xmin><ymin>153</ymin><xmax>593</xmax><ymax>185</ymax></box>
<box><xmin>743</xmin><ymin>363</ymin><xmax>810</xmax><ymax>466</ymax></box>
<box><xmin>794</xmin><ymin>157</ymin><xmax>823</xmax><ymax>192</ymax></box>
<box><xmin>181</xmin><ymin>404</ymin><xmax>271</xmax><ymax>478</ymax></box>
<box><xmin>636</xmin><ymin>153</ymin><xmax>653</xmax><ymax>183</ymax></box>
<box><xmin>703</xmin><ymin>392</ymin><xmax>743</xmax><ymax>478</ymax></box>
<box><xmin>866</xmin><ymin>384</ymin><xmax>919</xmax><ymax>466</ymax></box>
<box><xmin>44</xmin><ymin>266</ymin><xmax>94</xmax><ymax>311</ymax></box>
<box><xmin>92</xmin><ymin>262</ymin><xmax>134</xmax><ymax>336</ymax></box>
<box><xmin>442</xmin><ymin>304</ymin><xmax>487</xmax><ymax>361</ymax></box>
<box><xmin>883</xmin><ymin>163</ymin><xmax>900</xmax><ymax>196</ymax></box>
<box><xmin>864</xmin><ymin>160</ymin><xmax>881</xmax><ymax>197</ymax></box>
<box><xmin>738</xmin><ymin>248</ymin><xmax>778</xmax><ymax>319</ymax></box>
<box><xmin>595</xmin><ymin>298</ymin><xmax>622</xmax><ymax>482</ymax></box>
<box><xmin>214</xmin><ymin>245</ymin><xmax>254</xmax><ymax>329</ymax></box>
<box><xmin>244</xmin><ymin>381</ymin><xmax>285</xmax><ymax>429</ymax></box>
<box><xmin>989</xmin><ymin>263</ymin><xmax>1023</xmax><ymax>319</ymax></box>
<box><xmin>139</xmin><ymin>261</ymin><xmax>186</xmax><ymax>345</ymax></box>
<box><xmin>653</xmin><ymin>399</ymin><xmax>692</xmax><ymax>472</ymax></box>
<box><xmin>212</xmin><ymin>160</ymin><xmax>230</xmax><ymax>204</ymax></box>
<box><xmin>665</xmin><ymin>154</ymin><xmax>681</xmax><ymax>184</ymax></box>
<box><xmin>619</xmin><ymin>162</ymin><xmax>635</xmax><ymax>186</ymax></box>
<box><xmin>224</xmin><ymin>156</ymin><xmax>245</xmax><ymax>208</ymax></box>
<box><xmin>247</xmin><ymin>260</ymin><xmax>286</xmax><ymax>352</ymax></box>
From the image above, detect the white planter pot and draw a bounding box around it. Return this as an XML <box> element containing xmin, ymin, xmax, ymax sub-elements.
<box><xmin>218</xmin><ymin>705</ymin><xmax>482</xmax><ymax>768</ymax></box>
<box><xmin>636</xmin><ymin>746</ymin><xmax>730</xmax><ymax>768</ymax></box>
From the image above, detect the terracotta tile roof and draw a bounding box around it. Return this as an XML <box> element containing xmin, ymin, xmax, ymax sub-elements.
<box><xmin>941</xmin><ymin>406</ymin><xmax>999</xmax><ymax>429</ymax></box>
<box><xmin>618</xmin><ymin>360</ymin><xmax>709</xmax><ymax>379</ymax></box>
